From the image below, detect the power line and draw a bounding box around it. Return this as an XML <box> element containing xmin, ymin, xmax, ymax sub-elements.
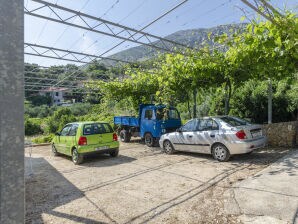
<box><xmin>117</xmin><ymin>0</ymin><xmax>147</xmax><ymax>23</ymax></box>
<box><xmin>33</xmin><ymin>0</ymin><xmax>59</xmax><ymax>44</ymax></box>
<box><xmin>98</xmin><ymin>0</ymin><xmax>189</xmax><ymax>57</ymax></box>
<box><xmin>26</xmin><ymin>0</ymin><xmax>190</xmax><ymax>53</ymax></box>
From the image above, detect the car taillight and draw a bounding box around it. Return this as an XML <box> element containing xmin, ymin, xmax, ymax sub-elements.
<box><xmin>113</xmin><ymin>133</ymin><xmax>118</xmax><ymax>141</ymax></box>
<box><xmin>236</xmin><ymin>130</ymin><xmax>246</xmax><ymax>139</ymax></box>
<box><xmin>78</xmin><ymin>136</ymin><xmax>87</xmax><ymax>145</ymax></box>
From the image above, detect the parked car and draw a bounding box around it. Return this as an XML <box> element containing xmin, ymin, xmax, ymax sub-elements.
<box><xmin>159</xmin><ymin>116</ymin><xmax>267</xmax><ymax>162</ymax></box>
<box><xmin>52</xmin><ymin>122</ymin><xmax>119</xmax><ymax>164</ymax></box>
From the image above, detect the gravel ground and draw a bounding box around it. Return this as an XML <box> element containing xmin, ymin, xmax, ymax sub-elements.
<box><xmin>25</xmin><ymin>140</ymin><xmax>289</xmax><ymax>224</ymax></box>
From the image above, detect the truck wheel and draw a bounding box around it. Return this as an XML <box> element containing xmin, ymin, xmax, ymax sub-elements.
<box><xmin>120</xmin><ymin>130</ymin><xmax>131</xmax><ymax>143</ymax></box>
<box><xmin>144</xmin><ymin>133</ymin><xmax>154</xmax><ymax>147</ymax></box>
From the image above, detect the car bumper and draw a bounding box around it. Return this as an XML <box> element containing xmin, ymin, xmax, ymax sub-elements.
<box><xmin>79</xmin><ymin>147</ymin><xmax>119</xmax><ymax>156</ymax></box>
<box><xmin>227</xmin><ymin>136</ymin><xmax>267</xmax><ymax>154</ymax></box>
<box><xmin>77</xmin><ymin>141</ymin><xmax>119</xmax><ymax>154</ymax></box>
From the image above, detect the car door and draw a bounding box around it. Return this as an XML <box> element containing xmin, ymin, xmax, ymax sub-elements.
<box><xmin>140</xmin><ymin>109</ymin><xmax>155</xmax><ymax>137</ymax></box>
<box><xmin>194</xmin><ymin>118</ymin><xmax>219</xmax><ymax>154</ymax></box>
<box><xmin>173</xmin><ymin>119</ymin><xmax>198</xmax><ymax>151</ymax></box>
<box><xmin>58</xmin><ymin>124</ymin><xmax>72</xmax><ymax>154</ymax></box>
<box><xmin>65</xmin><ymin>124</ymin><xmax>79</xmax><ymax>156</ymax></box>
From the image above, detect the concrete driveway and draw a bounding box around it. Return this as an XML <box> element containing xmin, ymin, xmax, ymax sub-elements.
<box><xmin>25</xmin><ymin>140</ymin><xmax>294</xmax><ymax>223</ymax></box>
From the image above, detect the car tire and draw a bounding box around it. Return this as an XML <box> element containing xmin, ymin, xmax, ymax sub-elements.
<box><xmin>120</xmin><ymin>130</ymin><xmax>131</xmax><ymax>143</ymax></box>
<box><xmin>144</xmin><ymin>133</ymin><xmax>154</xmax><ymax>147</ymax></box>
<box><xmin>72</xmin><ymin>148</ymin><xmax>83</xmax><ymax>165</ymax></box>
<box><xmin>212</xmin><ymin>143</ymin><xmax>230</xmax><ymax>162</ymax></box>
<box><xmin>163</xmin><ymin>140</ymin><xmax>175</xmax><ymax>154</ymax></box>
<box><xmin>110</xmin><ymin>148</ymin><xmax>119</xmax><ymax>157</ymax></box>
<box><xmin>52</xmin><ymin>144</ymin><xmax>58</xmax><ymax>156</ymax></box>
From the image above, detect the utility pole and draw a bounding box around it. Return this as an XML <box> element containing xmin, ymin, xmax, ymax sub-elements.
<box><xmin>224</xmin><ymin>85</ymin><xmax>229</xmax><ymax>115</ymax></box>
<box><xmin>193</xmin><ymin>89</ymin><xmax>197</xmax><ymax>118</ymax></box>
<box><xmin>0</xmin><ymin>0</ymin><xmax>24</xmax><ymax>223</ymax></box>
<box><xmin>268</xmin><ymin>78</ymin><xmax>272</xmax><ymax>124</ymax></box>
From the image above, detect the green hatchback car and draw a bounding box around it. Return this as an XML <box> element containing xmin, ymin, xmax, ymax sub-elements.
<box><xmin>52</xmin><ymin>122</ymin><xmax>119</xmax><ymax>165</ymax></box>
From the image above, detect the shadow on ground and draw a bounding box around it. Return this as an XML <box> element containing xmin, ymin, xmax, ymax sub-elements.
<box><xmin>25</xmin><ymin>157</ymin><xmax>115</xmax><ymax>224</ymax></box>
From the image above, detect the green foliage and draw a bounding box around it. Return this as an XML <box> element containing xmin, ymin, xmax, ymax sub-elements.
<box><xmin>45</xmin><ymin>108</ymin><xmax>77</xmax><ymax>134</ymax></box>
<box><xmin>27</xmin><ymin>95</ymin><xmax>51</xmax><ymax>106</ymax></box>
<box><xmin>32</xmin><ymin>134</ymin><xmax>54</xmax><ymax>144</ymax></box>
<box><xmin>24</xmin><ymin>117</ymin><xmax>43</xmax><ymax>136</ymax></box>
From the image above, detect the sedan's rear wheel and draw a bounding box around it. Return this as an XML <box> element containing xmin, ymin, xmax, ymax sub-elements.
<box><xmin>163</xmin><ymin>140</ymin><xmax>175</xmax><ymax>154</ymax></box>
<box><xmin>212</xmin><ymin>144</ymin><xmax>230</xmax><ymax>162</ymax></box>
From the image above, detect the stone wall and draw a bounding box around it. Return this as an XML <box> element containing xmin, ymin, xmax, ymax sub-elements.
<box><xmin>262</xmin><ymin>121</ymin><xmax>298</xmax><ymax>147</ymax></box>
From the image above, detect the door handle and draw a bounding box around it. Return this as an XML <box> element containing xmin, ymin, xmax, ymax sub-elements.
<box><xmin>187</xmin><ymin>135</ymin><xmax>193</xmax><ymax>138</ymax></box>
<box><xmin>210</xmin><ymin>134</ymin><xmax>215</xmax><ymax>138</ymax></box>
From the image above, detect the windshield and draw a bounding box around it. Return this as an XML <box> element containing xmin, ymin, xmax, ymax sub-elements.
<box><xmin>219</xmin><ymin>116</ymin><xmax>251</xmax><ymax>127</ymax></box>
<box><xmin>156</xmin><ymin>108</ymin><xmax>180</xmax><ymax>120</ymax></box>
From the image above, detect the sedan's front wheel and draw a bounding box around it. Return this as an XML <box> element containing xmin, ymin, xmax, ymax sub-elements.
<box><xmin>163</xmin><ymin>140</ymin><xmax>175</xmax><ymax>154</ymax></box>
<box><xmin>212</xmin><ymin>143</ymin><xmax>230</xmax><ymax>162</ymax></box>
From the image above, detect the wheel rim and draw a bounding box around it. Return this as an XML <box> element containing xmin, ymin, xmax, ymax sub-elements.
<box><xmin>164</xmin><ymin>141</ymin><xmax>172</xmax><ymax>153</ymax></box>
<box><xmin>145</xmin><ymin>134</ymin><xmax>152</xmax><ymax>145</ymax></box>
<box><xmin>72</xmin><ymin>150</ymin><xmax>78</xmax><ymax>163</ymax></box>
<box><xmin>214</xmin><ymin>146</ymin><xmax>226</xmax><ymax>160</ymax></box>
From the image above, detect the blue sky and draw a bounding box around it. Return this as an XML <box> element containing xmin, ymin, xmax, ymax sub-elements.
<box><xmin>24</xmin><ymin>0</ymin><xmax>298</xmax><ymax>67</ymax></box>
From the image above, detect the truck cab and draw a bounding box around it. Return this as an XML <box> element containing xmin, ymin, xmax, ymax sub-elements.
<box><xmin>114</xmin><ymin>104</ymin><xmax>181</xmax><ymax>147</ymax></box>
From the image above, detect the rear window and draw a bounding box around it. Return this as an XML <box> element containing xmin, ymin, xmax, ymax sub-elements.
<box><xmin>83</xmin><ymin>123</ymin><xmax>113</xmax><ymax>135</ymax></box>
<box><xmin>219</xmin><ymin>116</ymin><xmax>250</xmax><ymax>127</ymax></box>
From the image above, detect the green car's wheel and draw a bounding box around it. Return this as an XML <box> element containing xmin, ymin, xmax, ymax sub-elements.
<box><xmin>72</xmin><ymin>148</ymin><xmax>83</xmax><ymax>165</ymax></box>
<box><xmin>52</xmin><ymin>144</ymin><xmax>58</xmax><ymax>156</ymax></box>
<box><xmin>110</xmin><ymin>148</ymin><xmax>119</xmax><ymax>157</ymax></box>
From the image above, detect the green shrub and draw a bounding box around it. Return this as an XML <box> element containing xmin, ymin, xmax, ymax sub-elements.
<box><xmin>32</xmin><ymin>134</ymin><xmax>54</xmax><ymax>144</ymax></box>
<box><xmin>45</xmin><ymin>108</ymin><xmax>77</xmax><ymax>134</ymax></box>
<box><xmin>25</xmin><ymin>117</ymin><xmax>43</xmax><ymax>136</ymax></box>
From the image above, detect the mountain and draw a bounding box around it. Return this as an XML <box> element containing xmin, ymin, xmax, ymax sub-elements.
<box><xmin>107</xmin><ymin>23</ymin><xmax>247</xmax><ymax>63</ymax></box>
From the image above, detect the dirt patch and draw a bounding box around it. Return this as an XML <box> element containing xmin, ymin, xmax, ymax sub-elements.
<box><xmin>25</xmin><ymin>143</ymin><xmax>289</xmax><ymax>223</ymax></box>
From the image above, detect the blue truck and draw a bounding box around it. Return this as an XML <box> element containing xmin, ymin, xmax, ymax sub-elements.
<box><xmin>114</xmin><ymin>104</ymin><xmax>182</xmax><ymax>147</ymax></box>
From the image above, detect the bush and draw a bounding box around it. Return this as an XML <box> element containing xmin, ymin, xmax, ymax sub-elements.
<box><xmin>32</xmin><ymin>134</ymin><xmax>54</xmax><ymax>144</ymax></box>
<box><xmin>45</xmin><ymin>108</ymin><xmax>77</xmax><ymax>134</ymax></box>
<box><xmin>25</xmin><ymin>117</ymin><xmax>43</xmax><ymax>136</ymax></box>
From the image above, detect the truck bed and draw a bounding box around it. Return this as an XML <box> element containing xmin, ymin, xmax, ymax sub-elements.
<box><xmin>114</xmin><ymin>116</ymin><xmax>139</xmax><ymax>127</ymax></box>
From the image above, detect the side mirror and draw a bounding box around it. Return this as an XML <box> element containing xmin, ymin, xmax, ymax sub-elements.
<box><xmin>55</xmin><ymin>132</ymin><xmax>60</xmax><ymax>136</ymax></box>
<box><xmin>176</xmin><ymin>128</ymin><xmax>182</xmax><ymax>132</ymax></box>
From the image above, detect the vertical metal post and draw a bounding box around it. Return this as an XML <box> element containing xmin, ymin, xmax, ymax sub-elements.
<box><xmin>268</xmin><ymin>78</ymin><xmax>272</xmax><ymax>124</ymax></box>
<box><xmin>193</xmin><ymin>89</ymin><xmax>197</xmax><ymax>118</ymax></box>
<box><xmin>224</xmin><ymin>84</ymin><xmax>228</xmax><ymax>115</ymax></box>
<box><xmin>0</xmin><ymin>0</ymin><xmax>24</xmax><ymax>223</ymax></box>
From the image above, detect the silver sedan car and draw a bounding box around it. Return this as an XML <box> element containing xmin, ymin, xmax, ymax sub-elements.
<box><xmin>159</xmin><ymin>116</ymin><xmax>267</xmax><ymax>162</ymax></box>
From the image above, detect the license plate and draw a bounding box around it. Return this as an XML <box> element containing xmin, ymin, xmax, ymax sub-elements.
<box><xmin>95</xmin><ymin>146</ymin><xmax>109</xmax><ymax>151</ymax></box>
<box><xmin>251</xmin><ymin>131</ymin><xmax>262</xmax><ymax>138</ymax></box>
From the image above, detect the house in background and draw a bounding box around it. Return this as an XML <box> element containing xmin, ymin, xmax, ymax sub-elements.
<box><xmin>39</xmin><ymin>87</ymin><xmax>68</xmax><ymax>106</ymax></box>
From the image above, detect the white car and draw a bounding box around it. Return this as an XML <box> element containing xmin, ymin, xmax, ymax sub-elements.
<box><xmin>159</xmin><ymin>116</ymin><xmax>267</xmax><ymax>162</ymax></box>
